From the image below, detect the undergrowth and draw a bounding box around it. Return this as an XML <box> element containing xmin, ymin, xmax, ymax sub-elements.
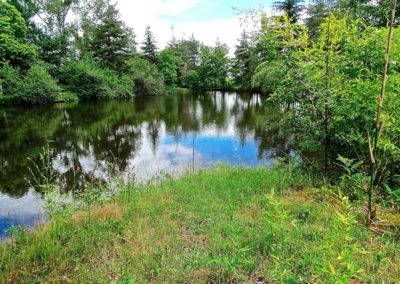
<box><xmin>0</xmin><ymin>165</ymin><xmax>399</xmax><ymax>283</ymax></box>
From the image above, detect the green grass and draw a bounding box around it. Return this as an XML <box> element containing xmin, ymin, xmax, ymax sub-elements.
<box><xmin>1</xmin><ymin>166</ymin><xmax>399</xmax><ymax>283</ymax></box>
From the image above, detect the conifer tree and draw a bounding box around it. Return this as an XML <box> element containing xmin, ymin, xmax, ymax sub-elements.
<box><xmin>141</xmin><ymin>26</ymin><xmax>158</xmax><ymax>64</ymax></box>
<box><xmin>232</xmin><ymin>31</ymin><xmax>257</xmax><ymax>91</ymax></box>
<box><xmin>273</xmin><ymin>0</ymin><xmax>304</xmax><ymax>23</ymax></box>
<box><xmin>85</xmin><ymin>0</ymin><xmax>135</xmax><ymax>72</ymax></box>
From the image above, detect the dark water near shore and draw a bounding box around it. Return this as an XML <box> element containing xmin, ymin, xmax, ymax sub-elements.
<box><xmin>0</xmin><ymin>92</ymin><xmax>292</xmax><ymax>236</ymax></box>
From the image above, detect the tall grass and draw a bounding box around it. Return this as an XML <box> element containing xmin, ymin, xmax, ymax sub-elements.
<box><xmin>0</xmin><ymin>165</ymin><xmax>399</xmax><ymax>282</ymax></box>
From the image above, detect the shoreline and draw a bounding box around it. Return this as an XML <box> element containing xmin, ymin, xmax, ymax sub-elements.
<box><xmin>1</xmin><ymin>166</ymin><xmax>399</xmax><ymax>282</ymax></box>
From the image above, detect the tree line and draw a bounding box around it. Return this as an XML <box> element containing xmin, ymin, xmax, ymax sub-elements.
<box><xmin>3</xmin><ymin>0</ymin><xmax>397</xmax><ymax>104</ymax></box>
<box><xmin>0</xmin><ymin>0</ymin><xmax>232</xmax><ymax>104</ymax></box>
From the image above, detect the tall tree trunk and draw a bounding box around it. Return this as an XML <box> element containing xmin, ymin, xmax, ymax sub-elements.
<box><xmin>367</xmin><ymin>0</ymin><xmax>397</xmax><ymax>225</ymax></box>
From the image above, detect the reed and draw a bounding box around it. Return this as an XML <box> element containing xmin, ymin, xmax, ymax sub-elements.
<box><xmin>367</xmin><ymin>0</ymin><xmax>397</xmax><ymax>224</ymax></box>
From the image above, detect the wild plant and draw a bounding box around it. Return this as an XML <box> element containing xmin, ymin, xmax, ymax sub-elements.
<box><xmin>367</xmin><ymin>0</ymin><xmax>397</xmax><ymax>224</ymax></box>
<box><xmin>336</xmin><ymin>155</ymin><xmax>368</xmax><ymax>200</ymax></box>
<box><xmin>27</xmin><ymin>142</ymin><xmax>67</xmax><ymax>215</ymax></box>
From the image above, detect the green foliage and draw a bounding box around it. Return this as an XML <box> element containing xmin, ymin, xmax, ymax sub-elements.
<box><xmin>254</xmin><ymin>13</ymin><xmax>400</xmax><ymax>195</ymax></box>
<box><xmin>232</xmin><ymin>31</ymin><xmax>258</xmax><ymax>91</ymax></box>
<box><xmin>0</xmin><ymin>167</ymin><xmax>398</xmax><ymax>282</ymax></box>
<box><xmin>0</xmin><ymin>1</ymin><xmax>37</xmax><ymax>67</ymax></box>
<box><xmin>336</xmin><ymin>156</ymin><xmax>368</xmax><ymax>200</ymax></box>
<box><xmin>196</xmin><ymin>43</ymin><xmax>231</xmax><ymax>91</ymax></box>
<box><xmin>80</xmin><ymin>0</ymin><xmax>135</xmax><ymax>73</ymax></box>
<box><xmin>273</xmin><ymin>0</ymin><xmax>305</xmax><ymax>23</ymax></box>
<box><xmin>305</xmin><ymin>0</ymin><xmax>333</xmax><ymax>36</ymax></box>
<box><xmin>158</xmin><ymin>48</ymin><xmax>179</xmax><ymax>87</ymax></box>
<box><xmin>128</xmin><ymin>56</ymin><xmax>164</xmax><ymax>96</ymax></box>
<box><xmin>18</xmin><ymin>63</ymin><xmax>61</xmax><ymax>104</ymax></box>
<box><xmin>0</xmin><ymin>63</ymin><xmax>21</xmax><ymax>94</ymax></box>
<box><xmin>31</xmin><ymin>0</ymin><xmax>76</xmax><ymax>66</ymax></box>
<box><xmin>251</xmin><ymin>15</ymin><xmax>307</xmax><ymax>94</ymax></box>
<box><xmin>251</xmin><ymin>61</ymin><xmax>286</xmax><ymax>94</ymax></box>
<box><xmin>141</xmin><ymin>26</ymin><xmax>158</xmax><ymax>64</ymax></box>
<box><xmin>168</xmin><ymin>36</ymin><xmax>201</xmax><ymax>87</ymax></box>
<box><xmin>0</xmin><ymin>63</ymin><xmax>60</xmax><ymax>104</ymax></box>
<box><xmin>333</xmin><ymin>0</ymin><xmax>400</xmax><ymax>27</ymax></box>
<box><xmin>186</xmin><ymin>69</ymin><xmax>201</xmax><ymax>89</ymax></box>
<box><xmin>58</xmin><ymin>57</ymin><xmax>133</xmax><ymax>99</ymax></box>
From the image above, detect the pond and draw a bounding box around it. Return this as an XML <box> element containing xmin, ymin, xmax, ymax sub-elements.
<box><xmin>0</xmin><ymin>92</ymin><xmax>293</xmax><ymax>236</ymax></box>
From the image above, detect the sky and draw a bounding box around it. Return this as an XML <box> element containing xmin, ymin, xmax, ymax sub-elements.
<box><xmin>116</xmin><ymin>0</ymin><xmax>277</xmax><ymax>53</ymax></box>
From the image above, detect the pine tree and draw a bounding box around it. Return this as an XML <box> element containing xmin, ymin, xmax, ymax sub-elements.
<box><xmin>273</xmin><ymin>0</ymin><xmax>304</xmax><ymax>23</ymax></box>
<box><xmin>141</xmin><ymin>26</ymin><xmax>158</xmax><ymax>64</ymax></box>
<box><xmin>232</xmin><ymin>31</ymin><xmax>257</xmax><ymax>91</ymax></box>
<box><xmin>85</xmin><ymin>1</ymin><xmax>135</xmax><ymax>72</ymax></box>
<box><xmin>306</xmin><ymin>1</ymin><xmax>332</xmax><ymax>35</ymax></box>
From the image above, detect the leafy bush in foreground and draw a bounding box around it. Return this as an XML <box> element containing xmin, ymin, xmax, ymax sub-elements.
<box><xmin>254</xmin><ymin>15</ymin><xmax>400</xmax><ymax>196</ymax></box>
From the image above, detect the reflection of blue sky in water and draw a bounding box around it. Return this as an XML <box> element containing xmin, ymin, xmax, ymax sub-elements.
<box><xmin>0</xmin><ymin>93</ymin><xmax>289</xmax><ymax>236</ymax></box>
<box><xmin>0</xmin><ymin>190</ymin><xmax>43</xmax><ymax>236</ymax></box>
<box><xmin>164</xmin><ymin>134</ymin><xmax>275</xmax><ymax>167</ymax></box>
<box><xmin>0</xmin><ymin>122</ymin><xmax>276</xmax><ymax>236</ymax></box>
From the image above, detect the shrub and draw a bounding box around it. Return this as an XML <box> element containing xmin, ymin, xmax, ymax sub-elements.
<box><xmin>0</xmin><ymin>64</ymin><xmax>21</xmax><ymax>95</ymax></box>
<box><xmin>185</xmin><ymin>70</ymin><xmax>200</xmax><ymax>89</ymax></box>
<box><xmin>21</xmin><ymin>64</ymin><xmax>61</xmax><ymax>104</ymax></box>
<box><xmin>0</xmin><ymin>63</ymin><xmax>60</xmax><ymax>104</ymax></box>
<box><xmin>58</xmin><ymin>57</ymin><xmax>133</xmax><ymax>100</ymax></box>
<box><xmin>251</xmin><ymin>61</ymin><xmax>286</xmax><ymax>94</ymax></box>
<box><xmin>128</xmin><ymin>56</ymin><xmax>165</xmax><ymax>96</ymax></box>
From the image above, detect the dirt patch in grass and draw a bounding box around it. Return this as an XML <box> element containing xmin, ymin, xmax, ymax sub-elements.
<box><xmin>72</xmin><ymin>203</ymin><xmax>126</xmax><ymax>224</ymax></box>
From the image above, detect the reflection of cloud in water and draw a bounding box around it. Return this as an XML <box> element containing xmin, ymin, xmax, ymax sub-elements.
<box><xmin>126</xmin><ymin>125</ymin><xmax>202</xmax><ymax>182</ymax></box>
<box><xmin>0</xmin><ymin>92</ymin><xmax>289</xmax><ymax>236</ymax></box>
<box><xmin>0</xmin><ymin>190</ymin><xmax>44</xmax><ymax>236</ymax></box>
<box><xmin>51</xmin><ymin>121</ymin><xmax>277</xmax><ymax>183</ymax></box>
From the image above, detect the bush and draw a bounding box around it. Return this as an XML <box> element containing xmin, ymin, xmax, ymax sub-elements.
<box><xmin>0</xmin><ymin>63</ymin><xmax>60</xmax><ymax>104</ymax></box>
<box><xmin>128</xmin><ymin>56</ymin><xmax>165</xmax><ymax>96</ymax></box>
<box><xmin>251</xmin><ymin>61</ymin><xmax>286</xmax><ymax>94</ymax></box>
<box><xmin>21</xmin><ymin>64</ymin><xmax>61</xmax><ymax>104</ymax></box>
<box><xmin>185</xmin><ymin>70</ymin><xmax>200</xmax><ymax>89</ymax></box>
<box><xmin>58</xmin><ymin>57</ymin><xmax>133</xmax><ymax>100</ymax></box>
<box><xmin>0</xmin><ymin>64</ymin><xmax>21</xmax><ymax>95</ymax></box>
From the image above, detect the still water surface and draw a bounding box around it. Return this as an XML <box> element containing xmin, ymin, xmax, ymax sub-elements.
<box><xmin>0</xmin><ymin>92</ymin><xmax>292</xmax><ymax>235</ymax></box>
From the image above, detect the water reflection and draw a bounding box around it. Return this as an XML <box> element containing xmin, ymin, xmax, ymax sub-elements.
<box><xmin>0</xmin><ymin>92</ymin><xmax>292</xmax><ymax>234</ymax></box>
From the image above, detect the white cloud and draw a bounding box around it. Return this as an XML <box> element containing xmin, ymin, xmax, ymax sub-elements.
<box><xmin>116</xmin><ymin>0</ymin><xmax>270</xmax><ymax>53</ymax></box>
<box><xmin>117</xmin><ymin>0</ymin><xmax>200</xmax><ymax>49</ymax></box>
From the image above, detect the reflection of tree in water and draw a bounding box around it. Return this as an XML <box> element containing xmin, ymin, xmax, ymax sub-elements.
<box><xmin>52</xmin><ymin>101</ymin><xmax>143</xmax><ymax>191</ymax></box>
<box><xmin>0</xmin><ymin>106</ymin><xmax>64</xmax><ymax>197</ymax></box>
<box><xmin>147</xmin><ymin>120</ymin><xmax>161</xmax><ymax>154</ymax></box>
<box><xmin>0</xmin><ymin>92</ymin><xmax>292</xmax><ymax>197</ymax></box>
<box><xmin>230</xmin><ymin>93</ymin><xmax>291</xmax><ymax>160</ymax></box>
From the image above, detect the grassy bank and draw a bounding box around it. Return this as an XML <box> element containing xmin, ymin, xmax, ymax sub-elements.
<box><xmin>1</xmin><ymin>166</ymin><xmax>399</xmax><ymax>282</ymax></box>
